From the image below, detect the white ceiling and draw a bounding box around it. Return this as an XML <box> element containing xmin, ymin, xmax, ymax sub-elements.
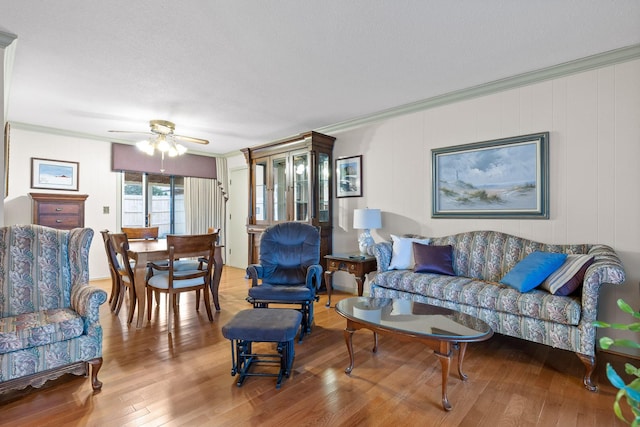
<box><xmin>2</xmin><ymin>1</ymin><xmax>640</xmax><ymax>155</ymax></box>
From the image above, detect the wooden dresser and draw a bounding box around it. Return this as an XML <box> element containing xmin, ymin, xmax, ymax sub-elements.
<box><xmin>29</xmin><ymin>193</ymin><xmax>88</xmax><ymax>230</ymax></box>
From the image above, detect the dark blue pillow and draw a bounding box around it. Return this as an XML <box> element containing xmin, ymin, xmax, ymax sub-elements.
<box><xmin>413</xmin><ymin>243</ymin><xmax>455</xmax><ymax>276</ymax></box>
<box><xmin>500</xmin><ymin>251</ymin><xmax>567</xmax><ymax>292</ymax></box>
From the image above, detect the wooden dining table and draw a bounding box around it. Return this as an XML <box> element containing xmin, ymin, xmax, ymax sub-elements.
<box><xmin>127</xmin><ymin>239</ymin><xmax>224</xmax><ymax>328</ymax></box>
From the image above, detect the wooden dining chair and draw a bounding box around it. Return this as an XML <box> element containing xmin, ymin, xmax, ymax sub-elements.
<box><xmin>121</xmin><ymin>226</ymin><xmax>159</xmax><ymax>240</ymax></box>
<box><xmin>145</xmin><ymin>233</ymin><xmax>217</xmax><ymax>333</ymax></box>
<box><xmin>172</xmin><ymin>227</ymin><xmax>220</xmax><ymax>271</ymax></box>
<box><xmin>146</xmin><ymin>227</ymin><xmax>220</xmax><ymax>310</ymax></box>
<box><xmin>100</xmin><ymin>230</ymin><xmax>121</xmax><ymax>311</ymax></box>
<box><xmin>109</xmin><ymin>233</ymin><xmax>137</xmax><ymax>324</ymax></box>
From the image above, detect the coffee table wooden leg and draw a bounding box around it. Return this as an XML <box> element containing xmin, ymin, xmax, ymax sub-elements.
<box><xmin>372</xmin><ymin>331</ymin><xmax>378</xmax><ymax>353</ymax></box>
<box><xmin>344</xmin><ymin>326</ymin><xmax>355</xmax><ymax>374</ymax></box>
<box><xmin>457</xmin><ymin>342</ymin><xmax>468</xmax><ymax>381</ymax></box>
<box><xmin>434</xmin><ymin>349</ymin><xmax>453</xmax><ymax>412</ymax></box>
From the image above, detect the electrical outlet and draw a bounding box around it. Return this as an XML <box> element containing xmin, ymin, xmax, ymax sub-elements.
<box><xmin>103</xmin><ymin>206</ymin><xmax>110</xmax><ymax>214</ymax></box>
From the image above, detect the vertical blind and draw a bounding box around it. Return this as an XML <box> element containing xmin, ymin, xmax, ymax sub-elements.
<box><xmin>184</xmin><ymin>157</ymin><xmax>229</xmax><ymax>252</ymax></box>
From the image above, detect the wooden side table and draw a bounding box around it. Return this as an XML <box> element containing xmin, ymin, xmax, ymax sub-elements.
<box><xmin>323</xmin><ymin>253</ymin><xmax>377</xmax><ymax>307</ymax></box>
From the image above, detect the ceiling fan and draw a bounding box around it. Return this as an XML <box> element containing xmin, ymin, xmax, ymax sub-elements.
<box><xmin>109</xmin><ymin>119</ymin><xmax>209</xmax><ymax>157</ymax></box>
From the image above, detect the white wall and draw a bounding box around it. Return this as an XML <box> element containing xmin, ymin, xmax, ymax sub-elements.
<box><xmin>5</xmin><ymin>128</ymin><xmax>118</xmax><ymax>279</ymax></box>
<box><xmin>330</xmin><ymin>58</ymin><xmax>640</xmax><ymax>352</ymax></box>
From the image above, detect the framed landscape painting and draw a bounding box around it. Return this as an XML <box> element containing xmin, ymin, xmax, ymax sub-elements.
<box><xmin>31</xmin><ymin>158</ymin><xmax>79</xmax><ymax>191</ymax></box>
<box><xmin>432</xmin><ymin>132</ymin><xmax>549</xmax><ymax>219</ymax></box>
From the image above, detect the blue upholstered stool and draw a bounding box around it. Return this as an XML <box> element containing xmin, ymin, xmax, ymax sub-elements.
<box><xmin>221</xmin><ymin>308</ymin><xmax>302</xmax><ymax>389</ymax></box>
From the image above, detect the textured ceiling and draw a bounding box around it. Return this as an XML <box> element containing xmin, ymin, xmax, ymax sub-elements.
<box><xmin>1</xmin><ymin>1</ymin><xmax>640</xmax><ymax>155</ymax></box>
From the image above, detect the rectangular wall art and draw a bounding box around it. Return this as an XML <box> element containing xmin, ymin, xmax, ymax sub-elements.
<box><xmin>31</xmin><ymin>158</ymin><xmax>79</xmax><ymax>191</ymax></box>
<box><xmin>336</xmin><ymin>155</ymin><xmax>362</xmax><ymax>198</ymax></box>
<box><xmin>432</xmin><ymin>132</ymin><xmax>549</xmax><ymax>219</ymax></box>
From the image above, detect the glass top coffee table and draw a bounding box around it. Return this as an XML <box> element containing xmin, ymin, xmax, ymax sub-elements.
<box><xmin>335</xmin><ymin>297</ymin><xmax>493</xmax><ymax>411</ymax></box>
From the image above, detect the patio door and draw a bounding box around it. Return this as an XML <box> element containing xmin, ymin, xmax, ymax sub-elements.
<box><xmin>121</xmin><ymin>172</ymin><xmax>185</xmax><ymax>237</ymax></box>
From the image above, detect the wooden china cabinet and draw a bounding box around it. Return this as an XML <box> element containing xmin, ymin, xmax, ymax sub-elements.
<box><xmin>241</xmin><ymin>131</ymin><xmax>335</xmax><ymax>275</ymax></box>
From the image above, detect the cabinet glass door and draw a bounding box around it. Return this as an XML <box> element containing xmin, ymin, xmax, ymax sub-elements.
<box><xmin>292</xmin><ymin>152</ymin><xmax>309</xmax><ymax>221</ymax></box>
<box><xmin>318</xmin><ymin>153</ymin><xmax>330</xmax><ymax>222</ymax></box>
<box><xmin>254</xmin><ymin>160</ymin><xmax>267</xmax><ymax>222</ymax></box>
<box><xmin>271</xmin><ymin>156</ymin><xmax>287</xmax><ymax>222</ymax></box>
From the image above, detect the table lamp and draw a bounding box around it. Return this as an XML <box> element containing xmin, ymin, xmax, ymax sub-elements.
<box><xmin>353</xmin><ymin>208</ymin><xmax>382</xmax><ymax>255</ymax></box>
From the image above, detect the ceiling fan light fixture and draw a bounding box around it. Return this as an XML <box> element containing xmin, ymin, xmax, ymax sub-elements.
<box><xmin>136</xmin><ymin>139</ymin><xmax>155</xmax><ymax>155</ymax></box>
<box><xmin>156</xmin><ymin>135</ymin><xmax>171</xmax><ymax>152</ymax></box>
<box><xmin>115</xmin><ymin>120</ymin><xmax>202</xmax><ymax>160</ymax></box>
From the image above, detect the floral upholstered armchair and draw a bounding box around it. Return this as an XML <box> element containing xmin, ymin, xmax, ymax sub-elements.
<box><xmin>0</xmin><ymin>225</ymin><xmax>107</xmax><ymax>393</ymax></box>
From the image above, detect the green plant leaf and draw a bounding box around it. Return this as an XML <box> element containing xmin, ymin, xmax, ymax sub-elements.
<box><xmin>610</xmin><ymin>322</ymin><xmax>634</xmax><ymax>329</ymax></box>
<box><xmin>625</xmin><ymin>364</ymin><xmax>640</xmax><ymax>377</ymax></box>
<box><xmin>613</xmin><ymin>389</ymin><xmax>627</xmax><ymax>422</ymax></box>
<box><xmin>613</xmin><ymin>399</ymin><xmax>624</xmax><ymax>421</ymax></box>
<box><xmin>612</xmin><ymin>339</ymin><xmax>640</xmax><ymax>349</ymax></box>
<box><xmin>594</xmin><ymin>320</ymin><xmax>611</xmax><ymax>328</ymax></box>
<box><xmin>618</xmin><ymin>299</ymin><xmax>634</xmax><ymax>314</ymax></box>
<box><xmin>600</xmin><ymin>337</ymin><xmax>614</xmax><ymax>349</ymax></box>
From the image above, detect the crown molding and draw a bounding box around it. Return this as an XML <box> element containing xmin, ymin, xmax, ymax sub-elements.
<box><xmin>222</xmin><ymin>150</ymin><xmax>244</xmax><ymax>159</ymax></box>
<box><xmin>0</xmin><ymin>31</ymin><xmax>17</xmax><ymax>48</ymax></box>
<box><xmin>11</xmin><ymin>121</ymin><xmax>126</xmax><ymax>142</ymax></box>
<box><xmin>9</xmin><ymin>122</ymin><xmax>222</xmax><ymax>157</ymax></box>
<box><xmin>317</xmin><ymin>44</ymin><xmax>640</xmax><ymax>134</ymax></box>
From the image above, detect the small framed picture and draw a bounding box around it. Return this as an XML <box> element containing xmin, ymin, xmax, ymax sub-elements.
<box><xmin>31</xmin><ymin>158</ymin><xmax>79</xmax><ymax>191</ymax></box>
<box><xmin>335</xmin><ymin>155</ymin><xmax>362</xmax><ymax>198</ymax></box>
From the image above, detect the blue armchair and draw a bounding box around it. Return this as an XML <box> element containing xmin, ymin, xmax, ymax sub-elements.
<box><xmin>246</xmin><ymin>222</ymin><xmax>322</xmax><ymax>341</ymax></box>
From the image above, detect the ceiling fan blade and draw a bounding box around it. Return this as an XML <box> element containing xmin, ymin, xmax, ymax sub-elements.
<box><xmin>108</xmin><ymin>130</ymin><xmax>154</xmax><ymax>137</ymax></box>
<box><xmin>173</xmin><ymin>134</ymin><xmax>210</xmax><ymax>145</ymax></box>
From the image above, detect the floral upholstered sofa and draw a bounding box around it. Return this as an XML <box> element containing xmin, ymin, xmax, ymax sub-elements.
<box><xmin>0</xmin><ymin>225</ymin><xmax>107</xmax><ymax>393</ymax></box>
<box><xmin>369</xmin><ymin>230</ymin><xmax>625</xmax><ymax>390</ymax></box>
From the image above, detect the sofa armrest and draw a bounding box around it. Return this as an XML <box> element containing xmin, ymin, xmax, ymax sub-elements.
<box><xmin>246</xmin><ymin>264</ymin><xmax>264</xmax><ymax>287</ymax></box>
<box><xmin>306</xmin><ymin>264</ymin><xmax>323</xmax><ymax>290</ymax></box>
<box><xmin>372</xmin><ymin>241</ymin><xmax>393</xmax><ymax>272</ymax></box>
<box><xmin>70</xmin><ymin>284</ymin><xmax>107</xmax><ymax>334</ymax></box>
<box><xmin>581</xmin><ymin>244</ymin><xmax>626</xmax><ymax>322</ymax></box>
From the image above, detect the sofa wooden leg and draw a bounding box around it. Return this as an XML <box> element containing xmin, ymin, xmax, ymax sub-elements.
<box><xmin>576</xmin><ymin>353</ymin><xmax>597</xmax><ymax>392</ymax></box>
<box><xmin>87</xmin><ymin>357</ymin><xmax>103</xmax><ymax>391</ymax></box>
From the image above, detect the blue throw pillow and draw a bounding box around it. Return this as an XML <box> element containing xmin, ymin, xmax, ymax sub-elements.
<box><xmin>500</xmin><ymin>251</ymin><xmax>567</xmax><ymax>292</ymax></box>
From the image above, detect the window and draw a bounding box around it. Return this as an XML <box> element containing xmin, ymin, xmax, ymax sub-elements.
<box><xmin>122</xmin><ymin>172</ymin><xmax>185</xmax><ymax>237</ymax></box>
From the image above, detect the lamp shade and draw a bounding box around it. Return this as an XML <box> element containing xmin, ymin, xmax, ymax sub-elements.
<box><xmin>353</xmin><ymin>208</ymin><xmax>382</xmax><ymax>230</ymax></box>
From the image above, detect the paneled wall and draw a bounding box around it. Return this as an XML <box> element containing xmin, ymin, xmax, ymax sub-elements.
<box><xmin>329</xmin><ymin>59</ymin><xmax>640</xmax><ymax>352</ymax></box>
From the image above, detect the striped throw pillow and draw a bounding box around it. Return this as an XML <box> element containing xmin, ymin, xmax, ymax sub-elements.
<box><xmin>540</xmin><ymin>254</ymin><xmax>594</xmax><ymax>296</ymax></box>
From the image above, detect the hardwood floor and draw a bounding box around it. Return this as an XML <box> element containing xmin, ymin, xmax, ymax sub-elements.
<box><xmin>0</xmin><ymin>266</ymin><xmax>630</xmax><ymax>426</ymax></box>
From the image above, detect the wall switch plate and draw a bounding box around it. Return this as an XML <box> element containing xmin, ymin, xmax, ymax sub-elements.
<box><xmin>103</xmin><ymin>206</ymin><xmax>110</xmax><ymax>214</ymax></box>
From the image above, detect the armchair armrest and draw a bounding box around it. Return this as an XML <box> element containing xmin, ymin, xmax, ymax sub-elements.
<box><xmin>306</xmin><ymin>264</ymin><xmax>323</xmax><ymax>290</ymax></box>
<box><xmin>246</xmin><ymin>264</ymin><xmax>264</xmax><ymax>287</ymax></box>
<box><xmin>372</xmin><ymin>241</ymin><xmax>393</xmax><ymax>272</ymax></box>
<box><xmin>70</xmin><ymin>284</ymin><xmax>107</xmax><ymax>334</ymax></box>
<box><xmin>148</xmin><ymin>261</ymin><xmax>170</xmax><ymax>271</ymax></box>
